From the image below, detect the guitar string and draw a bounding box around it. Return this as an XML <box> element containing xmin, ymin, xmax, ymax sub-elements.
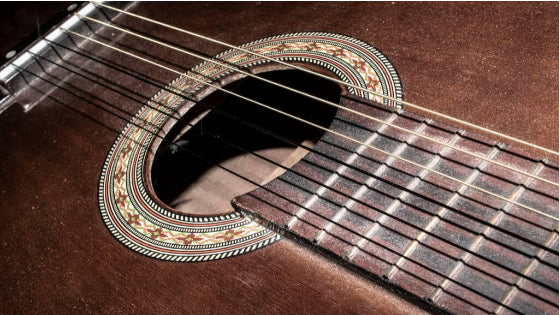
<box><xmin>16</xmin><ymin>49</ymin><xmax>558</xmax><ymax>305</ymax></box>
<box><xmin>61</xmin><ymin>27</ymin><xmax>559</xmax><ymax>222</ymax></box>
<box><xmin>21</xmin><ymin>48</ymin><xmax>560</xmax><ymax>258</ymax></box>
<box><xmin>75</xmin><ymin>13</ymin><xmax>558</xmax><ymax>188</ymax></box>
<box><xmin>25</xmin><ymin>39</ymin><xmax>559</xmax><ymax>259</ymax></box>
<box><xmin>91</xmin><ymin>1</ymin><xmax>559</xmax><ymax>157</ymax></box>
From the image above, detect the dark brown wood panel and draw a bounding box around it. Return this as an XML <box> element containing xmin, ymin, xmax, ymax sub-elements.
<box><xmin>0</xmin><ymin>2</ymin><xmax>557</xmax><ymax>314</ymax></box>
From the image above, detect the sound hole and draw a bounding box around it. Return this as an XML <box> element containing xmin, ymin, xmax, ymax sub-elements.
<box><xmin>151</xmin><ymin>70</ymin><xmax>341</xmax><ymax>215</ymax></box>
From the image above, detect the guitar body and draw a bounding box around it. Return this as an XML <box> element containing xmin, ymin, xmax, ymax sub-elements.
<box><xmin>0</xmin><ymin>2</ymin><xmax>557</xmax><ymax>314</ymax></box>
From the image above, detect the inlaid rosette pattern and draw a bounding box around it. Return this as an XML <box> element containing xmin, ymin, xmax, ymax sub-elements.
<box><xmin>98</xmin><ymin>32</ymin><xmax>403</xmax><ymax>261</ymax></box>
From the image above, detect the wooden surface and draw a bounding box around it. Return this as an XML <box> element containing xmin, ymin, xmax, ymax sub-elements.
<box><xmin>0</xmin><ymin>2</ymin><xmax>557</xmax><ymax>314</ymax></box>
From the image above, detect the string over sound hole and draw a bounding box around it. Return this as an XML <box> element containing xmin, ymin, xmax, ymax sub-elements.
<box><xmin>151</xmin><ymin>70</ymin><xmax>341</xmax><ymax>215</ymax></box>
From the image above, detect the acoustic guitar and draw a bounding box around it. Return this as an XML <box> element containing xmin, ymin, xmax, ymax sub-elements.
<box><xmin>0</xmin><ymin>2</ymin><xmax>557</xmax><ymax>314</ymax></box>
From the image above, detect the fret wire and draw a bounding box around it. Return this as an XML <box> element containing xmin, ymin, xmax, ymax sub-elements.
<box><xmin>19</xmin><ymin>49</ymin><xmax>556</xmax><ymax>308</ymax></box>
<box><xmin>385</xmin><ymin>133</ymin><xmax>468</xmax><ymax>280</ymax></box>
<box><xmin>331</xmin><ymin>114</ymin><xmax>559</xmax><ymax>233</ymax></box>
<box><xmin>292</xmin><ymin>113</ymin><xmax>401</xmax><ymax>235</ymax></box>
<box><xmin>90</xmin><ymin>1</ymin><xmax>559</xmax><ymax>157</ymax></box>
<box><xmin>422</xmin><ymin>148</ymin><xmax>499</xmax><ymax>302</ymax></box>
<box><xmin>313</xmin><ymin>114</ymin><xmax>399</xmax><ymax>243</ymax></box>
<box><xmin>346</xmin><ymin>122</ymin><xmax>430</xmax><ymax>261</ymax></box>
<box><xmin>381</xmin><ymin>135</ymin><xmax>468</xmax><ymax>277</ymax></box>
<box><xmin>428</xmin><ymin>161</ymin><xmax>555</xmax><ymax>305</ymax></box>
<box><xmin>356</xmin><ymin>131</ymin><xmax>464</xmax><ymax>262</ymax></box>
<box><xmin>492</xmin><ymin>231</ymin><xmax>559</xmax><ymax>314</ymax></box>
<box><xmin>369</xmin><ymin>145</ymin><xmax>559</xmax><ymax>295</ymax></box>
<box><xmin>281</xmin><ymin>125</ymin><xmax>559</xmax><ymax>293</ymax></box>
<box><xmin>60</xmin><ymin>27</ymin><xmax>559</xmax><ymax>222</ymax></box>
<box><xmin>76</xmin><ymin>13</ymin><xmax>559</xmax><ymax>188</ymax></box>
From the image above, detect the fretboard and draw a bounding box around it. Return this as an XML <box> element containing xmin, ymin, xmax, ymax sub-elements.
<box><xmin>235</xmin><ymin>93</ymin><xmax>559</xmax><ymax>314</ymax></box>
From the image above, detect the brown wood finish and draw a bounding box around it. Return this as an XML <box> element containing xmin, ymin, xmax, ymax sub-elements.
<box><xmin>0</xmin><ymin>2</ymin><xmax>557</xmax><ymax>314</ymax></box>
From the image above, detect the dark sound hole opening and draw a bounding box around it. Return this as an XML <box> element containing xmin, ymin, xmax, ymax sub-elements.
<box><xmin>151</xmin><ymin>69</ymin><xmax>341</xmax><ymax>215</ymax></box>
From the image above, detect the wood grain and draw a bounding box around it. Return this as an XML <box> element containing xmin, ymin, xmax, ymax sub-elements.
<box><xmin>0</xmin><ymin>2</ymin><xmax>556</xmax><ymax>314</ymax></box>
